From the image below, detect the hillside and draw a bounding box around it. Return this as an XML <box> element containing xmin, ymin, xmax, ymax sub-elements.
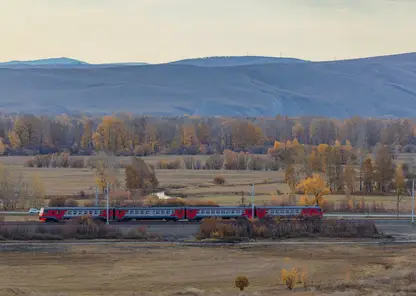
<box><xmin>0</xmin><ymin>53</ymin><xmax>415</xmax><ymax>118</ymax></box>
<box><xmin>0</xmin><ymin>57</ymin><xmax>88</xmax><ymax>67</ymax></box>
<box><xmin>167</xmin><ymin>56</ymin><xmax>308</xmax><ymax>67</ymax></box>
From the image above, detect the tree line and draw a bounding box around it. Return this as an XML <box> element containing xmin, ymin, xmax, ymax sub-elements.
<box><xmin>0</xmin><ymin>114</ymin><xmax>415</xmax><ymax>156</ymax></box>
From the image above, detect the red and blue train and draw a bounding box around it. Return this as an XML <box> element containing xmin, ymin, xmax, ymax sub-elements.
<box><xmin>39</xmin><ymin>205</ymin><xmax>323</xmax><ymax>222</ymax></box>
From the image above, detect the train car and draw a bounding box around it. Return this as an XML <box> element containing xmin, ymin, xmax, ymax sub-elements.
<box><xmin>38</xmin><ymin>205</ymin><xmax>323</xmax><ymax>222</ymax></box>
<box><xmin>255</xmin><ymin>206</ymin><xmax>323</xmax><ymax>220</ymax></box>
<box><xmin>185</xmin><ymin>206</ymin><xmax>253</xmax><ymax>221</ymax></box>
<box><xmin>39</xmin><ymin>207</ymin><xmax>110</xmax><ymax>222</ymax></box>
<box><xmin>114</xmin><ymin>207</ymin><xmax>186</xmax><ymax>221</ymax></box>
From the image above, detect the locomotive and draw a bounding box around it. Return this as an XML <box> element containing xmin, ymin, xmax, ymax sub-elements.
<box><xmin>38</xmin><ymin>205</ymin><xmax>323</xmax><ymax>222</ymax></box>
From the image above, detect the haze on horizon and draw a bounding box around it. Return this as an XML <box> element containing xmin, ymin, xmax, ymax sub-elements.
<box><xmin>1</xmin><ymin>0</ymin><xmax>415</xmax><ymax>64</ymax></box>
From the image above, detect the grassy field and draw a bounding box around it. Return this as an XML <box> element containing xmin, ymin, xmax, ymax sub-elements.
<box><xmin>0</xmin><ymin>243</ymin><xmax>415</xmax><ymax>295</ymax></box>
<box><xmin>0</xmin><ymin>155</ymin><xmax>413</xmax><ymax>211</ymax></box>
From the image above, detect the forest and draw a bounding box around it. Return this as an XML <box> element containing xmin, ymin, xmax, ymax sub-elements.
<box><xmin>0</xmin><ymin>113</ymin><xmax>415</xmax><ymax>156</ymax></box>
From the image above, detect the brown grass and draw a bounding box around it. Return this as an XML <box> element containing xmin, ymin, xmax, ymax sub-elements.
<box><xmin>1</xmin><ymin>155</ymin><xmax>413</xmax><ymax>212</ymax></box>
<box><xmin>1</xmin><ymin>243</ymin><xmax>416</xmax><ymax>295</ymax></box>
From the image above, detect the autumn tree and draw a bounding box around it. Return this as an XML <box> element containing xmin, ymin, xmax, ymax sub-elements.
<box><xmin>363</xmin><ymin>157</ymin><xmax>374</xmax><ymax>194</ymax></box>
<box><xmin>181</xmin><ymin>124</ymin><xmax>198</xmax><ymax>147</ymax></box>
<box><xmin>93</xmin><ymin>116</ymin><xmax>131</xmax><ymax>154</ymax></box>
<box><xmin>343</xmin><ymin>160</ymin><xmax>356</xmax><ymax>194</ymax></box>
<box><xmin>13</xmin><ymin>115</ymin><xmax>42</xmax><ymax>149</ymax></box>
<box><xmin>230</xmin><ymin>120</ymin><xmax>262</xmax><ymax>149</ymax></box>
<box><xmin>296</xmin><ymin>173</ymin><xmax>330</xmax><ymax>206</ymax></box>
<box><xmin>373</xmin><ymin>146</ymin><xmax>395</xmax><ymax>193</ymax></box>
<box><xmin>285</xmin><ymin>165</ymin><xmax>297</xmax><ymax>194</ymax></box>
<box><xmin>0</xmin><ymin>139</ymin><xmax>5</xmax><ymax>155</ymax></box>
<box><xmin>394</xmin><ymin>164</ymin><xmax>406</xmax><ymax>216</ymax></box>
<box><xmin>28</xmin><ymin>174</ymin><xmax>46</xmax><ymax>208</ymax></box>
<box><xmin>94</xmin><ymin>152</ymin><xmax>120</xmax><ymax>193</ymax></box>
<box><xmin>0</xmin><ymin>163</ymin><xmax>18</xmax><ymax>210</ymax></box>
<box><xmin>80</xmin><ymin>117</ymin><xmax>94</xmax><ymax>151</ymax></box>
<box><xmin>125</xmin><ymin>156</ymin><xmax>159</xmax><ymax>198</ymax></box>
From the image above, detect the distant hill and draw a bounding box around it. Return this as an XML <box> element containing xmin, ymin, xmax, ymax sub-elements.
<box><xmin>0</xmin><ymin>53</ymin><xmax>415</xmax><ymax>118</ymax></box>
<box><xmin>167</xmin><ymin>56</ymin><xmax>308</xmax><ymax>67</ymax></box>
<box><xmin>0</xmin><ymin>57</ymin><xmax>88</xmax><ymax>67</ymax></box>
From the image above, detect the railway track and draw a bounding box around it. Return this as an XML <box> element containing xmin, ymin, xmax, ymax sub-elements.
<box><xmin>1</xmin><ymin>218</ymin><xmax>415</xmax><ymax>227</ymax></box>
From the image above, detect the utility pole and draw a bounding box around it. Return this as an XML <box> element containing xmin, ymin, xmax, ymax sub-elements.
<box><xmin>251</xmin><ymin>182</ymin><xmax>255</xmax><ymax>219</ymax></box>
<box><xmin>412</xmin><ymin>178</ymin><xmax>415</xmax><ymax>224</ymax></box>
<box><xmin>359</xmin><ymin>155</ymin><xmax>363</xmax><ymax>193</ymax></box>
<box><xmin>95</xmin><ymin>186</ymin><xmax>99</xmax><ymax>206</ymax></box>
<box><xmin>106</xmin><ymin>182</ymin><xmax>110</xmax><ymax>225</ymax></box>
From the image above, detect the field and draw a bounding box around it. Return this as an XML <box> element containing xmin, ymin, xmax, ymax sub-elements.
<box><xmin>1</xmin><ymin>242</ymin><xmax>416</xmax><ymax>296</ymax></box>
<box><xmin>0</xmin><ymin>155</ymin><xmax>414</xmax><ymax>212</ymax></box>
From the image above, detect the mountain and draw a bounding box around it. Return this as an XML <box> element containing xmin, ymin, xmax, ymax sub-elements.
<box><xmin>0</xmin><ymin>53</ymin><xmax>415</xmax><ymax>118</ymax></box>
<box><xmin>166</xmin><ymin>56</ymin><xmax>308</xmax><ymax>67</ymax></box>
<box><xmin>0</xmin><ymin>57</ymin><xmax>88</xmax><ymax>67</ymax></box>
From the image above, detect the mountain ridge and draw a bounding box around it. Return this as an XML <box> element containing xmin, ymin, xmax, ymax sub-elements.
<box><xmin>0</xmin><ymin>52</ymin><xmax>415</xmax><ymax>118</ymax></box>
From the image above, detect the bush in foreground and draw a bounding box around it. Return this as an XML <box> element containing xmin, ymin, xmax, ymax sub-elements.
<box><xmin>197</xmin><ymin>218</ymin><xmax>383</xmax><ymax>241</ymax></box>
<box><xmin>235</xmin><ymin>276</ymin><xmax>249</xmax><ymax>291</ymax></box>
<box><xmin>0</xmin><ymin>216</ymin><xmax>153</xmax><ymax>240</ymax></box>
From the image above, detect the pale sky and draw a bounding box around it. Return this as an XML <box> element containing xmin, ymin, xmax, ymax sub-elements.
<box><xmin>0</xmin><ymin>0</ymin><xmax>415</xmax><ymax>63</ymax></box>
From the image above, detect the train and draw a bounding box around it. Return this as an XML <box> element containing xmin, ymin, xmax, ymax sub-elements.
<box><xmin>38</xmin><ymin>205</ymin><xmax>323</xmax><ymax>222</ymax></box>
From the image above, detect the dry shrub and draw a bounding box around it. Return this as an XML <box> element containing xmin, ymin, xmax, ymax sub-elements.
<box><xmin>0</xmin><ymin>215</ymin><xmax>152</xmax><ymax>240</ymax></box>
<box><xmin>204</xmin><ymin>154</ymin><xmax>224</xmax><ymax>170</ymax></box>
<box><xmin>158</xmin><ymin>159</ymin><xmax>182</xmax><ymax>169</ymax></box>
<box><xmin>213</xmin><ymin>175</ymin><xmax>225</xmax><ymax>185</ymax></box>
<box><xmin>197</xmin><ymin>218</ymin><xmax>382</xmax><ymax>240</ymax></box>
<box><xmin>25</xmin><ymin>154</ymin><xmax>52</xmax><ymax>168</ymax></box>
<box><xmin>281</xmin><ymin>268</ymin><xmax>298</xmax><ymax>290</ymax></box>
<box><xmin>235</xmin><ymin>276</ymin><xmax>249</xmax><ymax>291</ymax></box>
<box><xmin>69</xmin><ymin>158</ymin><xmax>85</xmax><ymax>168</ymax></box>
<box><xmin>48</xmin><ymin>196</ymin><xmax>67</xmax><ymax>207</ymax></box>
<box><xmin>64</xmin><ymin>198</ymin><xmax>78</xmax><ymax>207</ymax></box>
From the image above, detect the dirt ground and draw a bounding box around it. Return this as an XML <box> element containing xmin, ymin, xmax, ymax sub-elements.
<box><xmin>1</xmin><ymin>242</ymin><xmax>416</xmax><ymax>296</ymax></box>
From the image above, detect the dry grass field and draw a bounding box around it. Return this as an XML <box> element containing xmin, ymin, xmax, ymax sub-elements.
<box><xmin>0</xmin><ymin>155</ymin><xmax>413</xmax><ymax>212</ymax></box>
<box><xmin>1</xmin><ymin>243</ymin><xmax>416</xmax><ymax>296</ymax></box>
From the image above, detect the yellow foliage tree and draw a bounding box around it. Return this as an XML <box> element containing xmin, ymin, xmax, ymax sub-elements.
<box><xmin>292</xmin><ymin>138</ymin><xmax>300</xmax><ymax>146</ymax></box>
<box><xmin>0</xmin><ymin>139</ymin><xmax>5</xmax><ymax>155</ymax></box>
<box><xmin>7</xmin><ymin>130</ymin><xmax>22</xmax><ymax>149</ymax></box>
<box><xmin>273</xmin><ymin>140</ymin><xmax>281</xmax><ymax>149</ymax></box>
<box><xmin>93</xmin><ymin>116</ymin><xmax>131</xmax><ymax>154</ymax></box>
<box><xmin>296</xmin><ymin>173</ymin><xmax>330</xmax><ymax>206</ymax></box>
<box><xmin>181</xmin><ymin>124</ymin><xmax>198</xmax><ymax>147</ymax></box>
<box><xmin>317</xmin><ymin>144</ymin><xmax>329</xmax><ymax>154</ymax></box>
<box><xmin>344</xmin><ymin>139</ymin><xmax>353</xmax><ymax>150</ymax></box>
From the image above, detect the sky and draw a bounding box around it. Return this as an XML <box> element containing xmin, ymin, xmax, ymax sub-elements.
<box><xmin>0</xmin><ymin>0</ymin><xmax>415</xmax><ymax>64</ymax></box>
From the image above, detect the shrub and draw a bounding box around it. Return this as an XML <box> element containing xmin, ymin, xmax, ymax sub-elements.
<box><xmin>48</xmin><ymin>196</ymin><xmax>67</xmax><ymax>207</ymax></box>
<box><xmin>197</xmin><ymin>218</ymin><xmax>382</xmax><ymax>240</ymax></box>
<box><xmin>157</xmin><ymin>159</ymin><xmax>182</xmax><ymax>169</ymax></box>
<box><xmin>64</xmin><ymin>198</ymin><xmax>78</xmax><ymax>207</ymax></box>
<box><xmin>69</xmin><ymin>158</ymin><xmax>85</xmax><ymax>168</ymax></box>
<box><xmin>281</xmin><ymin>268</ymin><xmax>298</xmax><ymax>290</ymax></box>
<box><xmin>204</xmin><ymin>154</ymin><xmax>224</xmax><ymax>170</ymax></box>
<box><xmin>25</xmin><ymin>154</ymin><xmax>52</xmax><ymax>168</ymax></box>
<box><xmin>213</xmin><ymin>175</ymin><xmax>225</xmax><ymax>185</ymax></box>
<box><xmin>235</xmin><ymin>276</ymin><xmax>249</xmax><ymax>291</ymax></box>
